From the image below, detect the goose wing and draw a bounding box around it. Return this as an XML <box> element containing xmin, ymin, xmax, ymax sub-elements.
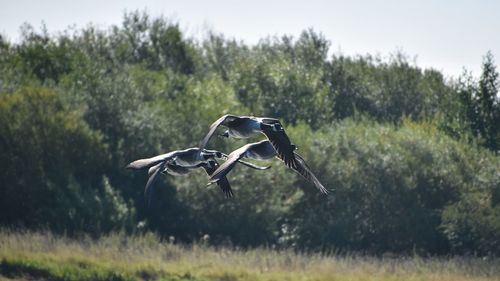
<box><xmin>290</xmin><ymin>152</ymin><xmax>328</xmax><ymax>194</ymax></box>
<box><xmin>127</xmin><ymin>151</ymin><xmax>179</xmax><ymax>170</ymax></box>
<box><xmin>208</xmin><ymin>145</ymin><xmax>249</xmax><ymax>183</ymax></box>
<box><xmin>144</xmin><ymin>161</ymin><xmax>167</xmax><ymax>206</ymax></box>
<box><xmin>203</xmin><ymin>160</ymin><xmax>234</xmax><ymax>198</ymax></box>
<box><xmin>237</xmin><ymin>159</ymin><xmax>271</xmax><ymax>170</ymax></box>
<box><xmin>200</xmin><ymin>114</ymin><xmax>239</xmax><ymax>149</ymax></box>
<box><xmin>219</xmin><ymin>151</ymin><xmax>271</xmax><ymax>170</ymax></box>
<box><xmin>261</xmin><ymin>121</ymin><xmax>299</xmax><ymax>169</ymax></box>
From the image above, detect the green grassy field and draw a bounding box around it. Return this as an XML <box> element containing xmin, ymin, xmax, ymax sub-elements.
<box><xmin>1</xmin><ymin>231</ymin><xmax>499</xmax><ymax>281</ymax></box>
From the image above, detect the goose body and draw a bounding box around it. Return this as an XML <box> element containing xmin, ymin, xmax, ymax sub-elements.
<box><xmin>201</xmin><ymin>114</ymin><xmax>300</xmax><ymax>170</ymax></box>
<box><xmin>226</xmin><ymin>117</ymin><xmax>262</xmax><ymax>138</ymax></box>
<box><xmin>162</xmin><ymin>163</ymin><xmax>194</xmax><ymax>176</ymax></box>
<box><xmin>200</xmin><ymin>115</ymin><xmax>276</xmax><ymax>146</ymax></box>
<box><xmin>242</xmin><ymin>140</ymin><xmax>277</xmax><ymax>160</ymax></box>
<box><xmin>171</xmin><ymin>150</ymin><xmax>204</xmax><ymax>166</ymax></box>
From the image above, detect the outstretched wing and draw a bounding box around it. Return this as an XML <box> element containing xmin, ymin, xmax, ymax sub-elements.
<box><xmin>144</xmin><ymin>161</ymin><xmax>167</xmax><ymax>206</ymax></box>
<box><xmin>208</xmin><ymin>145</ymin><xmax>248</xmax><ymax>183</ymax></box>
<box><xmin>127</xmin><ymin>151</ymin><xmax>178</xmax><ymax>170</ymax></box>
<box><xmin>237</xmin><ymin>159</ymin><xmax>271</xmax><ymax>170</ymax></box>
<box><xmin>261</xmin><ymin>121</ymin><xmax>299</xmax><ymax>169</ymax></box>
<box><xmin>203</xmin><ymin>160</ymin><xmax>234</xmax><ymax>198</ymax></box>
<box><xmin>199</xmin><ymin>114</ymin><xmax>239</xmax><ymax>149</ymax></box>
<box><xmin>290</xmin><ymin>152</ymin><xmax>328</xmax><ymax>194</ymax></box>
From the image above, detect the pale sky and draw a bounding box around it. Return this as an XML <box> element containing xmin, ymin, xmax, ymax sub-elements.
<box><xmin>1</xmin><ymin>0</ymin><xmax>499</xmax><ymax>78</ymax></box>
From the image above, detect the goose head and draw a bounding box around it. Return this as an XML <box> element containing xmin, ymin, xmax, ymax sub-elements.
<box><xmin>206</xmin><ymin>160</ymin><xmax>217</xmax><ymax>169</ymax></box>
<box><xmin>200</xmin><ymin>149</ymin><xmax>223</xmax><ymax>160</ymax></box>
<box><xmin>219</xmin><ymin>130</ymin><xmax>230</xmax><ymax>138</ymax></box>
<box><xmin>272</xmin><ymin>123</ymin><xmax>283</xmax><ymax>132</ymax></box>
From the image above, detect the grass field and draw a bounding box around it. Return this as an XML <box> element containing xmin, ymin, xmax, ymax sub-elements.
<box><xmin>1</xmin><ymin>231</ymin><xmax>499</xmax><ymax>281</ymax></box>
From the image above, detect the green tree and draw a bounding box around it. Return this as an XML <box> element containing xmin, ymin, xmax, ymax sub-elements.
<box><xmin>455</xmin><ymin>52</ymin><xmax>499</xmax><ymax>152</ymax></box>
<box><xmin>328</xmin><ymin>53</ymin><xmax>453</xmax><ymax>122</ymax></box>
<box><xmin>475</xmin><ymin>51</ymin><xmax>499</xmax><ymax>151</ymax></box>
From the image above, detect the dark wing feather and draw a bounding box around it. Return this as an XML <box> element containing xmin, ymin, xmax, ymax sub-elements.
<box><xmin>290</xmin><ymin>152</ymin><xmax>328</xmax><ymax>194</ymax></box>
<box><xmin>216</xmin><ymin>176</ymin><xmax>233</xmax><ymax>198</ymax></box>
<box><xmin>261</xmin><ymin>122</ymin><xmax>299</xmax><ymax>169</ymax></box>
<box><xmin>203</xmin><ymin>160</ymin><xmax>234</xmax><ymax>198</ymax></box>
<box><xmin>144</xmin><ymin>161</ymin><xmax>167</xmax><ymax>206</ymax></box>
<box><xmin>199</xmin><ymin>114</ymin><xmax>238</xmax><ymax>149</ymax></box>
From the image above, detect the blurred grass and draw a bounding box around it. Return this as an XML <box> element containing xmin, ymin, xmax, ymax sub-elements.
<box><xmin>1</xmin><ymin>231</ymin><xmax>499</xmax><ymax>281</ymax></box>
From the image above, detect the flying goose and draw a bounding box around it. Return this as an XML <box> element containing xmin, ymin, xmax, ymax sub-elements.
<box><xmin>127</xmin><ymin>147</ymin><xmax>269</xmax><ymax>171</ymax></box>
<box><xmin>200</xmin><ymin>115</ymin><xmax>299</xmax><ymax>169</ymax></box>
<box><xmin>207</xmin><ymin>140</ymin><xmax>328</xmax><ymax>194</ymax></box>
<box><xmin>127</xmin><ymin>147</ymin><xmax>270</xmax><ymax>205</ymax></box>
<box><xmin>127</xmin><ymin>147</ymin><xmax>222</xmax><ymax>170</ymax></box>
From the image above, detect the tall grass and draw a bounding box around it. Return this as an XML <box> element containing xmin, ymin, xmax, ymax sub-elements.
<box><xmin>1</xmin><ymin>230</ymin><xmax>499</xmax><ymax>281</ymax></box>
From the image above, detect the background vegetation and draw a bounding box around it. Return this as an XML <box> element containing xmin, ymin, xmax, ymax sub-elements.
<box><xmin>1</xmin><ymin>11</ymin><xmax>499</xmax><ymax>256</ymax></box>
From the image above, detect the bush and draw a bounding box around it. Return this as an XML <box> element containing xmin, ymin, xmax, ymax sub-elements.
<box><xmin>283</xmin><ymin>119</ymin><xmax>500</xmax><ymax>254</ymax></box>
<box><xmin>0</xmin><ymin>87</ymin><xmax>135</xmax><ymax>235</ymax></box>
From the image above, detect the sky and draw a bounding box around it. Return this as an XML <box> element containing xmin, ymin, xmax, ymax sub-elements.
<box><xmin>1</xmin><ymin>0</ymin><xmax>499</xmax><ymax>78</ymax></box>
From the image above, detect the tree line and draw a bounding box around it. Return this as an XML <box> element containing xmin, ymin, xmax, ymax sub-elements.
<box><xmin>0</xmin><ymin>11</ymin><xmax>499</xmax><ymax>255</ymax></box>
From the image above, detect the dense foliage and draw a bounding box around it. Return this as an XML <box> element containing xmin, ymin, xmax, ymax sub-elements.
<box><xmin>0</xmin><ymin>12</ymin><xmax>499</xmax><ymax>255</ymax></box>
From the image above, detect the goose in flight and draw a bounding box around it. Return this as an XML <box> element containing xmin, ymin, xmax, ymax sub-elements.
<box><xmin>127</xmin><ymin>147</ymin><xmax>269</xmax><ymax>171</ymax></box>
<box><xmin>207</xmin><ymin>140</ymin><xmax>328</xmax><ymax>194</ymax></box>
<box><xmin>127</xmin><ymin>147</ymin><xmax>270</xmax><ymax>205</ymax></box>
<box><xmin>200</xmin><ymin>115</ymin><xmax>300</xmax><ymax>169</ymax></box>
<box><xmin>127</xmin><ymin>147</ymin><xmax>223</xmax><ymax>170</ymax></box>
